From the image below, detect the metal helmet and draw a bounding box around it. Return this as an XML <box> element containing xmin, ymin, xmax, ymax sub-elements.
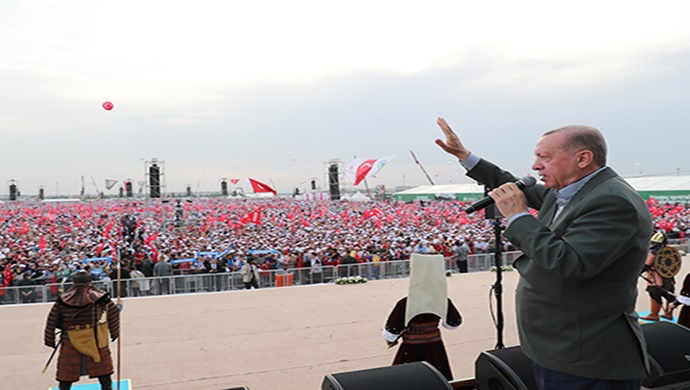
<box><xmin>651</xmin><ymin>232</ymin><xmax>667</xmax><ymax>244</ymax></box>
<box><xmin>72</xmin><ymin>271</ymin><xmax>93</xmax><ymax>285</ymax></box>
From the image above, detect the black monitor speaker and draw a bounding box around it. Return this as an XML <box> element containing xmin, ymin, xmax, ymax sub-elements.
<box><xmin>475</xmin><ymin>323</ymin><xmax>690</xmax><ymax>390</ymax></box>
<box><xmin>475</xmin><ymin>346</ymin><xmax>536</xmax><ymax>390</ymax></box>
<box><xmin>643</xmin><ymin>321</ymin><xmax>690</xmax><ymax>388</ymax></box>
<box><xmin>322</xmin><ymin>361</ymin><xmax>452</xmax><ymax>390</ymax></box>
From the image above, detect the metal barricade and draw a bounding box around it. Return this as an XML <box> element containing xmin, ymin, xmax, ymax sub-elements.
<box><xmin>669</xmin><ymin>238</ymin><xmax>689</xmax><ymax>253</ymax></box>
<box><xmin>1</xmin><ymin>251</ymin><xmax>529</xmax><ymax>305</ymax></box>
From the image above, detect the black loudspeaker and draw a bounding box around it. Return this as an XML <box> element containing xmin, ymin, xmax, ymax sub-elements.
<box><xmin>9</xmin><ymin>183</ymin><xmax>17</xmax><ymax>201</ymax></box>
<box><xmin>475</xmin><ymin>324</ymin><xmax>690</xmax><ymax>390</ymax></box>
<box><xmin>643</xmin><ymin>321</ymin><xmax>690</xmax><ymax>388</ymax></box>
<box><xmin>125</xmin><ymin>181</ymin><xmax>133</xmax><ymax>197</ymax></box>
<box><xmin>322</xmin><ymin>361</ymin><xmax>452</xmax><ymax>390</ymax></box>
<box><xmin>38</xmin><ymin>187</ymin><xmax>45</xmax><ymax>200</ymax></box>
<box><xmin>328</xmin><ymin>163</ymin><xmax>340</xmax><ymax>200</ymax></box>
<box><xmin>475</xmin><ymin>346</ymin><xmax>536</xmax><ymax>390</ymax></box>
<box><xmin>119</xmin><ymin>187</ymin><xmax>124</xmax><ymax>198</ymax></box>
<box><xmin>149</xmin><ymin>163</ymin><xmax>161</xmax><ymax>198</ymax></box>
<box><xmin>311</xmin><ymin>179</ymin><xmax>317</xmax><ymax>191</ymax></box>
<box><xmin>221</xmin><ymin>180</ymin><xmax>228</xmax><ymax>196</ymax></box>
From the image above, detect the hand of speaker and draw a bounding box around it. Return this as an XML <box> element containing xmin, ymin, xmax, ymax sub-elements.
<box><xmin>435</xmin><ymin>117</ymin><xmax>471</xmax><ymax>161</ymax></box>
<box><xmin>488</xmin><ymin>182</ymin><xmax>529</xmax><ymax>220</ymax></box>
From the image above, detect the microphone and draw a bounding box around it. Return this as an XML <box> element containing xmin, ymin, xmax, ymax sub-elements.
<box><xmin>464</xmin><ymin>176</ymin><xmax>537</xmax><ymax>214</ymax></box>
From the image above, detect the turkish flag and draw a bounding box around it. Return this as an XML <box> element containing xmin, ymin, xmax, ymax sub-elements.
<box><xmin>345</xmin><ymin>156</ymin><xmax>394</xmax><ymax>186</ymax></box>
<box><xmin>145</xmin><ymin>232</ymin><xmax>158</xmax><ymax>245</ymax></box>
<box><xmin>38</xmin><ymin>235</ymin><xmax>47</xmax><ymax>254</ymax></box>
<box><xmin>240</xmin><ymin>207</ymin><xmax>263</xmax><ymax>225</ymax></box>
<box><xmin>363</xmin><ymin>207</ymin><xmax>384</xmax><ymax>219</ymax></box>
<box><xmin>248</xmin><ymin>178</ymin><xmax>277</xmax><ymax>195</ymax></box>
<box><xmin>354</xmin><ymin>159</ymin><xmax>376</xmax><ymax>186</ymax></box>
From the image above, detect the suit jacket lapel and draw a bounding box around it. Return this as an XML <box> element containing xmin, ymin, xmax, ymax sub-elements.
<box><xmin>539</xmin><ymin>191</ymin><xmax>558</xmax><ymax>225</ymax></box>
<box><xmin>546</xmin><ymin>167</ymin><xmax>618</xmax><ymax>226</ymax></box>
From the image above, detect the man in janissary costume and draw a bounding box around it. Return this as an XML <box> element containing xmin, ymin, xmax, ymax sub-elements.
<box><xmin>44</xmin><ymin>271</ymin><xmax>121</xmax><ymax>390</ymax></box>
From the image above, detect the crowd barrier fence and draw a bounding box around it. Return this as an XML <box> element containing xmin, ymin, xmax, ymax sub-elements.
<box><xmin>4</xmin><ymin>245</ymin><xmax>683</xmax><ymax>306</ymax></box>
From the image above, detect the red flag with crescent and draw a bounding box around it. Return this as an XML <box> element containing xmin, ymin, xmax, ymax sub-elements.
<box><xmin>248</xmin><ymin>178</ymin><xmax>277</xmax><ymax>195</ymax></box>
<box><xmin>239</xmin><ymin>207</ymin><xmax>263</xmax><ymax>225</ymax></box>
<box><xmin>345</xmin><ymin>156</ymin><xmax>394</xmax><ymax>186</ymax></box>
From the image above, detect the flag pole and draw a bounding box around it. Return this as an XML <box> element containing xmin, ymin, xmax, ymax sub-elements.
<box><xmin>363</xmin><ymin>177</ymin><xmax>373</xmax><ymax>199</ymax></box>
<box><xmin>269</xmin><ymin>178</ymin><xmax>278</xmax><ymax>196</ymax></box>
<box><xmin>116</xmin><ymin>248</ymin><xmax>122</xmax><ymax>390</ymax></box>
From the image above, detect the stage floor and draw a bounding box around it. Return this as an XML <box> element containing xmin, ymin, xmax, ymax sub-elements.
<box><xmin>4</xmin><ymin>256</ymin><xmax>687</xmax><ymax>390</ymax></box>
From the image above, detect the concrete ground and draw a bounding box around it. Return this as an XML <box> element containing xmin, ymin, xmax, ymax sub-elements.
<box><xmin>3</xmin><ymin>256</ymin><xmax>688</xmax><ymax>390</ymax></box>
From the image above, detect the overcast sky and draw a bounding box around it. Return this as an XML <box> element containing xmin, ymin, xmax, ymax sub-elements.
<box><xmin>1</xmin><ymin>1</ymin><xmax>689</xmax><ymax>197</ymax></box>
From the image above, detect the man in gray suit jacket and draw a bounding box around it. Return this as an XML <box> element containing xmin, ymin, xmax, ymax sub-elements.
<box><xmin>435</xmin><ymin>118</ymin><xmax>652</xmax><ymax>389</ymax></box>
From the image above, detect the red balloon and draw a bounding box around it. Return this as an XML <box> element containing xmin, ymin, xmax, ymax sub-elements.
<box><xmin>102</xmin><ymin>101</ymin><xmax>114</xmax><ymax>111</ymax></box>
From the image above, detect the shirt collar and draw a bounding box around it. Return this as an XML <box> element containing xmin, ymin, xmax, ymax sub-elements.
<box><xmin>555</xmin><ymin>166</ymin><xmax>606</xmax><ymax>207</ymax></box>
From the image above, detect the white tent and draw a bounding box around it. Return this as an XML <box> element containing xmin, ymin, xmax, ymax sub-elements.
<box><xmin>624</xmin><ymin>176</ymin><xmax>690</xmax><ymax>203</ymax></box>
<box><xmin>344</xmin><ymin>191</ymin><xmax>372</xmax><ymax>202</ymax></box>
<box><xmin>394</xmin><ymin>183</ymin><xmax>484</xmax><ymax>202</ymax></box>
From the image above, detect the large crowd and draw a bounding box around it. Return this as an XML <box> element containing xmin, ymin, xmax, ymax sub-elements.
<box><xmin>1</xmin><ymin>197</ymin><xmax>689</xmax><ymax>300</ymax></box>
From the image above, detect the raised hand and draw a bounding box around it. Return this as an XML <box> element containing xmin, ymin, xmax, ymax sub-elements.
<box><xmin>434</xmin><ymin>117</ymin><xmax>471</xmax><ymax>160</ymax></box>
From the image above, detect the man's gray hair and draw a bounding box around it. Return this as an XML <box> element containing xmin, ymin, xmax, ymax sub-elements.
<box><xmin>544</xmin><ymin>125</ymin><xmax>607</xmax><ymax>167</ymax></box>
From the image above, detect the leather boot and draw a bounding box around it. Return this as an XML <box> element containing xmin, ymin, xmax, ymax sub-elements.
<box><xmin>59</xmin><ymin>382</ymin><xmax>72</xmax><ymax>390</ymax></box>
<box><xmin>98</xmin><ymin>375</ymin><xmax>113</xmax><ymax>390</ymax></box>
<box><xmin>661</xmin><ymin>303</ymin><xmax>675</xmax><ymax>320</ymax></box>
<box><xmin>641</xmin><ymin>299</ymin><xmax>661</xmax><ymax>321</ymax></box>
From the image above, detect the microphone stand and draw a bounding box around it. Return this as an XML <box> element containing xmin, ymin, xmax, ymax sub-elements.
<box><xmin>482</xmin><ymin>183</ymin><xmax>505</xmax><ymax>350</ymax></box>
<box><xmin>490</xmin><ymin>215</ymin><xmax>505</xmax><ymax>349</ymax></box>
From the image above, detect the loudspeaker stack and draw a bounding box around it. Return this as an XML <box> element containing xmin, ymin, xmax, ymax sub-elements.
<box><xmin>9</xmin><ymin>183</ymin><xmax>17</xmax><ymax>201</ymax></box>
<box><xmin>328</xmin><ymin>163</ymin><xmax>340</xmax><ymax>200</ymax></box>
<box><xmin>149</xmin><ymin>163</ymin><xmax>161</xmax><ymax>198</ymax></box>
<box><xmin>125</xmin><ymin>181</ymin><xmax>133</xmax><ymax>197</ymax></box>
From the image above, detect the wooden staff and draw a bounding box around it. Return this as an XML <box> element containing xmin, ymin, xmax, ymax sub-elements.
<box><xmin>41</xmin><ymin>336</ymin><xmax>62</xmax><ymax>374</ymax></box>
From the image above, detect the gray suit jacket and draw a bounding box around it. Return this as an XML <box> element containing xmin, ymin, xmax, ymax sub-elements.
<box><xmin>468</xmin><ymin>159</ymin><xmax>652</xmax><ymax>380</ymax></box>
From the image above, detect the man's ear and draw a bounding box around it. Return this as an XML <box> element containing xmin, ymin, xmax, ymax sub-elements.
<box><xmin>576</xmin><ymin>150</ymin><xmax>594</xmax><ymax>168</ymax></box>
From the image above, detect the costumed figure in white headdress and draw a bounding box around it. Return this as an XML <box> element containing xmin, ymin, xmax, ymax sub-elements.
<box><xmin>382</xmin><ymin>253</ymin><xmax>462</xmax><ymax>380</ymax></box>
